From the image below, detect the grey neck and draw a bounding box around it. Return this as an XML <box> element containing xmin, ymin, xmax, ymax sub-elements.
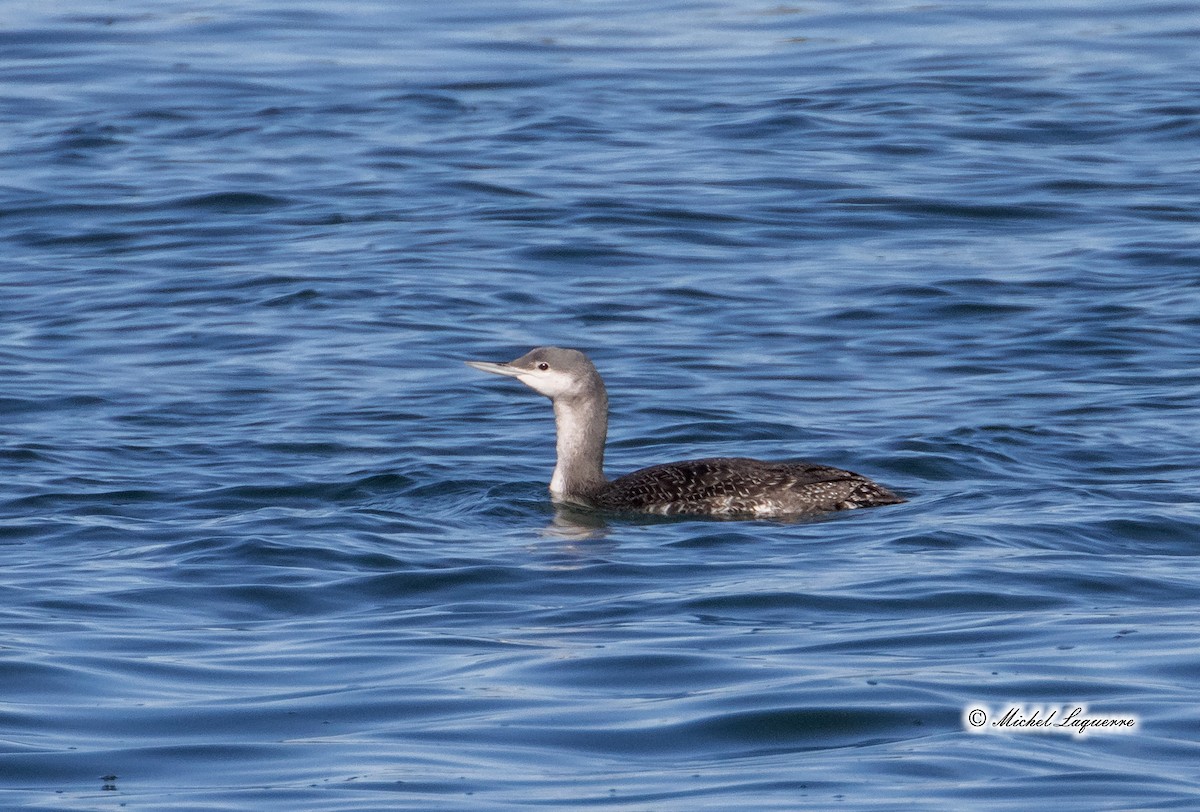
<box><xmin>550</xmin><ymin>391</ymin><xmax>609</xmax><ymax>501</ymax></box>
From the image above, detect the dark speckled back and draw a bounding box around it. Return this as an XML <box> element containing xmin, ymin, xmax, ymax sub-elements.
<box><xmin>594</xmin><ymin>457</ymin><xmax>904</xmax><ymax>517</ymax></box>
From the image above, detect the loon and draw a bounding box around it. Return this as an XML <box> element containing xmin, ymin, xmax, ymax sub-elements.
<box><xmin>466</xmin><ymin>347</ymin><xmax>903</xmax><ymax>519</ymax></box>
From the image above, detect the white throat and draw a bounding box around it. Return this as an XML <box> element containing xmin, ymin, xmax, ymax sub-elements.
<box><xmin>548</xmin><ymin>394</ymin><xmax>608</xmax><ymax>500</ymax></box>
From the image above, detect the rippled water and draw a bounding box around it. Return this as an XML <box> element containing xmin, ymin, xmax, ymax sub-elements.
<box><xmin>3</xmin><ymin>0</ymin><xmax>1200</xmax><ymax>808</ymax></box>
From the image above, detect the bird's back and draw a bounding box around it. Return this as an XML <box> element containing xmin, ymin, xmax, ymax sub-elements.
<box><xmin>593</xmin><ymin>457</ymin><xmax>903</xmax><ymax>518</ymax></box>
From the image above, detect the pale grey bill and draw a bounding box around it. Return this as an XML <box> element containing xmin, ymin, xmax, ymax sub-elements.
<box><xmin>464</xmin><ymin>360</ymin><xmax>524</xmax><ymax>377</ymax></box>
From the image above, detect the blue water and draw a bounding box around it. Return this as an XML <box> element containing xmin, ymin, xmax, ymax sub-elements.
<box><xmin>3</xmin><ymin>0</ymin><xmax>1200</xmax><ymax>808</ymax></box>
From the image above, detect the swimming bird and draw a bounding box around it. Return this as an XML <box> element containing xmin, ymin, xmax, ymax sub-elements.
<box><xmin>466</xmin><ymin>347</ymin><xmax>903</xmax><ymax>518</ymax></box>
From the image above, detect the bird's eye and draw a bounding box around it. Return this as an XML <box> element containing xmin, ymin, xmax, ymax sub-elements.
<box><xmin>537</xmin><ymin>362</ymin><xmax>550</xmax><ymax>371</ymax></box>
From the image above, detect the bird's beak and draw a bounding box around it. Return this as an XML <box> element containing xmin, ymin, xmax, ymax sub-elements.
<box><xmin>465</xmin><ymin>360</ymin><xmax>525</xmax><ymax>378</ymax></box>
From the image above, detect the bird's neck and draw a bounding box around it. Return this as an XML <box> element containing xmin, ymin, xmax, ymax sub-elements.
<box><xmin>550</xmin><ymin>392</ymin><xmax>608</xmax><ymax>501</ymax></box>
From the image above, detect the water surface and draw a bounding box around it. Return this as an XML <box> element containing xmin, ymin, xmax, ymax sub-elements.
<box><xmin>2</xmin><ymin>0</ymin><xmax>1199</xmax><ymax>809</ymax></box>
